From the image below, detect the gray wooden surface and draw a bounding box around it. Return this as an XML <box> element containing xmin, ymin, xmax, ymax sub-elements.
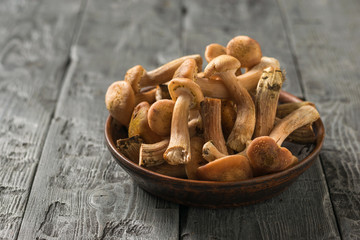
<box><xmin>0</xmin><ymin>0</ymin><xmax>359</xmax><ymax>239</ymax></box>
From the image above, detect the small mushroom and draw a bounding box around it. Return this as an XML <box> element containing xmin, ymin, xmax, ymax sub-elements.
<box><xmin>197</xmin><ymin>155</ymin><xmax>253</xmax><ymax>182</ymax></box>
<box><xmin>105</xmin><ymin>81</ymin><xmax>135</xmax><ymax>127</ymax></box>
<box><xmin>200</xmin><ymin>98</ymin><xmax>228</xmax><ymax>155</ymax></box>
<box><xmin>105</xmin><ymin>81</ymin><xmax>156</xmax><ymax>127</ymax></box>
<box><xmin>148</xmin><ymin>99</ymin><xmax>174</xmax><ymax>137</ymax></box>
<box><xmin>185</xmin><ymin>137</ymin><xmax>207</xmax><ymax>180</ymax></box>
<box><xmin>204</xmin><ymin>55</ymin><xmax>255</xmax><ymax>152</ymax></box>
<box><xmin>253</xmin><ymin>67</ymin><xmax>284</xmax><ymax>138</ymax></box>
<box><xmin>204</xmin><ymin>43</ymin><xmax>227</xmax><ymax>63</ymax></box>
<box><xmin>163</xmin><ymin>78</ymin><xmax>204</xmax><ymax>165</ymax></box>
<box><xmin>125</xmin><ymin>55</ymin><xmax>202</xmax><ymax>91</ymax></box>
<box><xmin>246</xmin><ymin>105</ymin><xmax>320</xmax><ymax>174</ymax></box>
<box><xmin>226</xmin><ymin>35</ymin><xmax>262</xmax><ymax>69</ymax></box>
<box><xmin>128</xmin><ymin>102</ymin><xmax>163</xmax><ymax>144</ymax></box>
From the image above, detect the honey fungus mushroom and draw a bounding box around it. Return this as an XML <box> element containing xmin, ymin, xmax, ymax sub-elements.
<box><xmin>163</xmin><ymin>78</ymin><xmax>204</xmax><ymax>165</ymax></box>
<box><xmin>204</xmin><ymin>55</ymin><xmax>255</xmax><ymax>152</ymax></box>
<box><xmin>105</xmin><ymin>81</ymin><xmax>156</xmax><ymax>127</ymax></box>
<box><xmin>226</xmin><ymin>35</ymin><xmax>262</xmax><ymax>69</ymax></box>
<box><xmin>125</xmin><ymin>55</ymin><xmax>202</xmax><ymax>91</ymax></box>
<box><xmin>247</xmin><ymin>105</ymin><xmax>320</xmax><ymax>174</ymax></box>
<box><xmin>204</xmin><ymin>43</ymin><xmax>227</xmax><ymax>63</ymax></box>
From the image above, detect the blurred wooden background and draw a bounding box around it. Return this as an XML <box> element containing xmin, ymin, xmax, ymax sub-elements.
<box><xmin>0</xmin><ymin>0</ymin><xmax>359</xmax><ymax>239</ymax></box>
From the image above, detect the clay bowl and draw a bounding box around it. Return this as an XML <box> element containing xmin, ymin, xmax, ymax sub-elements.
<box><xmin>105</xmin><ymin>91</ymin><xmax>325</xmax><ymax>208</ymax></box>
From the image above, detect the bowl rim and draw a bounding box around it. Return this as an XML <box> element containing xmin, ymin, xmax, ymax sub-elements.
<box><xmin>105</xmin><ymin>90</ymin><xmax>325</xmax><ymax>187</ymax></box>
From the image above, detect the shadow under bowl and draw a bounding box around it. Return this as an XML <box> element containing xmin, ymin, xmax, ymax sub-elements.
<box><xmin>105</xmin><ymin>91</ymin><xmax>325</xmax><ymax>208</ymax></box>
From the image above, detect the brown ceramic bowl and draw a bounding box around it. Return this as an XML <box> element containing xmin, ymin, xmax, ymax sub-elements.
<box><xmin>105</xmin><ymin>91</ymin><xmax>325</xmax><ymax>208</ymax></box>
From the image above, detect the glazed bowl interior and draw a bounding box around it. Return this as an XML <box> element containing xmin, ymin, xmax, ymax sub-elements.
<box><xmin>105</xmin><ymin>91</ymin><xmax>325</xmax><ymax>208</ymax></box>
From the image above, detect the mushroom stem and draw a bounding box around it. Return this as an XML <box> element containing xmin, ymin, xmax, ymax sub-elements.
<box><xmin>274</xmin><ymin>117</ymin><xmax>316</xmax><ymax>143</ymax></box>
<box><xmin>270</xmin><ymin>105</ymin><xmax>320</xmax><ymax>145</ymax></box>
<box><xmin>200</xmin><ymin>98</ymin><xmax>228</xmax><ymax>155</ymax></box>
<box><xmin>139</xmin><ymin>139</ymin><xmax>169</xmax><ymax>167</ymax></box>
<box><xmin>164</xmin><ymin>92</ymin><xmax>192</xmax><ymax>165</ymax></box>
<box><xmin>246</xmin><ymin>105</ymin><xmax>320</xmax><ymax>174</ymax></box>
<box><xmin>236</xmin><ymin>57</ymin><xmax>280</xmax><ymax>92</ymax></box>
<box><xmin>219</xmin><ymin>70</ymin><xmax>255</xmax><ymax>152</ymax></box>
<box><xmin>253</xmin><ymin>67</ymin><xmax>284</xmax><ymax>138</ymax></box>
<box><xmin>202</xmin><ymin>141</ymin><xmax>226</xmax><ymax>162</ymax></box>
<box><xmin>196</xmin><ymin>76</ymin><xmax>230</xmax><ymax>99</ymax></box>
<box><xmin>276</xmin><ymin>101</ymin><xmax>315</xmax><ymax>119</ymax></box>
<box><xmin>140</xmin><ymin>55</ymin><xmax>202</xmax><ymax>88</ymax></box>
<box><xmin>134</xmin><ymin>88</ymin><xmax>157</xmax><ymax>105</ymax></box>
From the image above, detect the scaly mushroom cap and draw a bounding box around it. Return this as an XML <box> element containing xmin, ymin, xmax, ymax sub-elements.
<box><xmin>246</xmin><ymin>136</ymin><xmax>294</xmax><ymax>174</ymax></box>
<box><xmin>168</xmin><ymin>78</ymin><xmax>204</xmax><ymax>109</ymax></box>
<box><xmin>197</xmin><ymin>155</ymin><xmax>253</xmax><ymax>181</ymax></box>
<box><xmin>204</xmin><ymin>55</ymin><xmax>241</xmax><ymax>78</ymax></box>
<box><xmin>226</xmin><ymin>35</ymin><xmax>262</xmax><ymax>69</ymax></box>
<box><xmin>105</xmin><ymin>81</ymin><xmax>135</xmax><ymax>126</ymax></box>
<box><xmin>148</xmin><ymin>99</ymin><xmax>174</xmax><ymax>136</ymax></box>
<box><xmin>124</xmin><ymin>65</ymin><xmax>146</xmax><ymax>93</ymax></box>
<box><xmin>205</xmin><ymin>43</ymin><xmax>227</xmax><ymax>63</ymax></box>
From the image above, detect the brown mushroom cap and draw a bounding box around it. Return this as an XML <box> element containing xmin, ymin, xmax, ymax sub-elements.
<box><xmin>203</xmin><ymin>55</ymin><xmax>241</xmax><ymax>78</ymax></box>
<box><xmin>226</xmin><ymin>36</ymin><xmax>262</xmax><ymax>69</ymax></box>
<box><xmin>246</xmin><ymin>136</ymin><xmax>294</xmax><ymax>174</ymax></box>
<box><xmin>105</xmin><ymin>81</ymin><xmax>135</xmax><ymax>126</ymax></box>
<box><xmin>205</xmin><ymin>43</ymin><xmax>227</xmax><ymax>63</ymax></box>
<box><xmin>168</xmin><ymin>78</ymin><xmax>204</xmax><ymax>109</ymax></box>
<box><xmin>148</xmin><ymin>99</ymin><xmax>174</xmax><ymax>136</ymax></box>
<box><xmin>128</xmin><ymin>101</ymin><xmax>163</xmax><ymax>144</ymax></box>
<box><xmin>124</xmin><ymin>65</ymin><xmax>146</xmax><ymax>93</ymax></box>
<box><xmin>173</xmin><ymin>58</ymin><xmax>198</xmax><ymax>80</ymax></box>
<box><xmin>197</xmin><ymin>155</ymin><xmax>253</xmax><ymax>181</ymax></box>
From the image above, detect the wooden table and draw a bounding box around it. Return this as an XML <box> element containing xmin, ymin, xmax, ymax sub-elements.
<box><xmin>1</xmin><ymin>0</ymin><xmax>359</xmax><ymax>239</ymax></box>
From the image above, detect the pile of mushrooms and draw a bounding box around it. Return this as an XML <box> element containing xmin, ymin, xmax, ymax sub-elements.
<box><xmin>105</xmin><ymin>35</ymin><xmax>320</xmax><ymax>181</ymax></box>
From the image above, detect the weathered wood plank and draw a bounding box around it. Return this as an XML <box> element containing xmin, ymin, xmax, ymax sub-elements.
<box><xmin>180</xmin><ymin>0</ymin><xmax>340</xmax><ymax>239</ymax></box>
<box><xmin>278</xmin><ymin>0</ymin><xmax>360</xmax><ymax>238</ymax></box>
<box><xmin>0</xmin><ymin>1</ymin><xmax>82</xmax><ymax>239</ymax></box>
<box><xmin>18</xmin><ymin>0</ymin><xmax>183</xmax><ymax>239</ymax></box>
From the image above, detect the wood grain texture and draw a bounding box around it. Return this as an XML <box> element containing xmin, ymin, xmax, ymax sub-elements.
<box><xmin>180</xmin><ymin>0</ymin><xmax>340</xmax><ymax>239</ymax></box>
<box><xmin>278</xmin><ymin>0</ymin><xmax>360</xmax><ymax>238</ymax></box>
<box><xmin>18</xmin><ymin>0</ymin><xmax>182</xmax><ymax>239</ymax></box>
<box><xmin>0</xmin><ymin>1</ymin><xmax>82</xmax><ymax>239</ymax></box>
